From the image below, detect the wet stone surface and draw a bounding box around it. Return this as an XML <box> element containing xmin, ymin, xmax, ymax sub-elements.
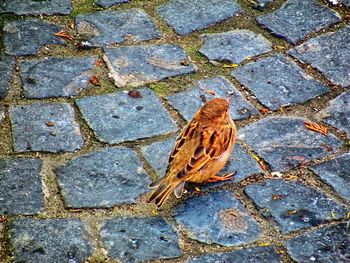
<box><xmin>199</xmin><ymin>30</ymin><xmax>272</xmax><ymax>64</ymax></box>
<box><xmin>3</xmin><ymin>19</ymin><xmax>64</xmax><ymax>56</ymax></box>
<box><xmin>157</xmin><ymin>0</ymin><xmax>241</xmax><ymax>35</ymax></box>
<box><xmin>286</xmin><ymin>223</ymin><xmax>350</xmax><ymax>262</ymax></box>
<box><xmin>95</xmin><ymin>0</ymin><xmax>129</xmax><ymax>7</ymax></box>
<box><xmin>103</xmin><ymin>44</ymin><xmax>196</xmax><ymax>87</ymax></box>
<box><xmin>175</xmin><ymin>190</ymin><xmax>261</xmax><ymax>246</ymax></box>
<box><xmin>187</xmin><ymin>246</ymin><xmax>282</xmax><ymax>263</ymax></box>
<box><xmin>0</xmin><ymin>55</ymin><xmax>15</xmax><ymax>99</ymax></box>
<box><xmin>10</xmin><ymin>218</ymin><xmax>94</xmax><ymax>263</ymax></box>
<box><xmin>20</xmin><ymin>57</ymin><xmax>97</xmax><ymax>98</ymax></box>
<box><xmin>319</xmin><ymin>90</ymin><xmax>350</xmax><ymax>137</ymax></box>
<box><xmin>0</xmin><ymin>158</ymin><xmax>44</xmax><ymax>216</ymax></box>
<box><xmin>141</xmin><ymin>136</ymin><xmax>262</xmax><ymax>183</ymax></box>
<box><xmin>10</xmin><ymin>103</ymin><xmax>83</xmax><ymax>153</ymax></box>
<box><xmin>256</xmin><ymin>0</ymin><xmax>340</xmax><ymax>44</ymax></box>
<box><xmin>76</xmin><ymin>88</ymin><xmax>177</xmax><ymax>144</ymax></box>
<box><xmin>167</xmin><ymin>76</ymin><xmax>259</xmax><ymax>121</ymax></box>
<box><xmin>310</xmin><ymin>152</ymin><xmax>350</xmax><ymax>203</ymax></box>
<box><xmin>237</xmin><ymin>116</ymin><xmax>341</xmax><ymax>172</ymax></box>
<box><xmin>245</xmin><ymin>179</ymin><xmax>348</xmax><ymax>233</ymax></box>
<box><xmin>76</xmin><ymin>9</ymin><xmax>160</xmax><ymax>47</ymax></box>
<box><xmin>100</xmin><ymin>217</ymin><xmax>182</xmax><ymax>262</ymax></box>
<box><xmin>0</xmin><ymin>0</ymin><xmax>72</xmax><ymax>15</ymax></box>
<box><xmin>55</xmin><ymin>147</ymin><xmax>151</xmax><ymax>208</ymax></box>
<box><xmin>231</xmin><ymin>54</ymin><xmax>329</xmax><ymax>111</ymax></box>
<box><xmin>289</xmin><ymin>26</ymin><xmax>350</xmax><ymax>88</ymax></box>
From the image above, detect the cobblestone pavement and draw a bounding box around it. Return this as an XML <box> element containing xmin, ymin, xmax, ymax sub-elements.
<box><xmin>0</xmin><ymin>0</ymin><xmax>350</xmax><ymax>262</ymax></box>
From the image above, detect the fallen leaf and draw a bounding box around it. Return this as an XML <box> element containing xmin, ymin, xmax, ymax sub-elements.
<box><xmin>194</xmin><ymin>187</ymin><xmax>201</xmax><ymax>192</ymax></box>
<box><xmin>258</xmin><ymin>242</ymin><xmax>271</xmax><ymax>247</ymax></box>
<box><xmin>274</xmin><ymin>45</ymin><xmax>285</xmax><ymax>50</ymax></box>
<box><xmin>285</xmin><ymin>175</ymin><xmax>297</xmax><ymax>181</ymax></box>
<box><xmin>272</xmin><ymin>194</ymin><xmax>283</xmax><ymax>201</ymax></box>
<box><xmin>128</xmin><ymin>90</ymin><xmax>142</xmax><ymax>98</ymax></box>
<box><xmin>259</xmin><ymin>107</ymin><xmax>270</xmax><ymax>114</ymax></box>
<box><xmin>95</xmin><ymin>60</ymin><xmax>104</xmax><ymax>67</ymax></box>
<box><xmin>89</xmin><ymin>75</ymin><xmax>101</xmax><ymax>86</ymax></box>
<box><xmin>54</xmin><ymin>30</ymin><xmax>74</xmax><ymax>41</ymax></box>
<box><xmin>46</xmin><ymin>121</ymin><xmax>55</xmax><ymax>127</ymax></box>
<box><xmin>223</xmin><ymin>63</ymin><xmax>239</xmax><ymax>69</ymax></box>
<box><xmin>206</xmin><ymin>90</ymin><xmax>216</xmax><ymax>95</ymax></box>
<box><xmin>152</xmin><ymin>209</ymin><xmax>159</xmax><ymax>215</ymax></box>
<box><xmin>304</xmin><ymin>121</ymin><xmax>328</xmax><ymax>136</ymax></box>
<box><xmin>288</xmin><ymin>210</ymin><xmax>297</xmax><ymax>215</ymax></box>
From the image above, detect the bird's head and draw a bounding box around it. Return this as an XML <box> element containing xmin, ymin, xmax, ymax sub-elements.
<box><xmin>199</xmin><ymin>97</ymin><xmax>231</xmax><ymax>123</ymax></box>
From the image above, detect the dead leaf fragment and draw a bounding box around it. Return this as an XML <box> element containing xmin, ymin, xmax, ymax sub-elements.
<box><xmin>46</xmin><ymin>121</ymin><xmax>55</xmax><ymax>127</ymax></box>
<box><xmin>259</xmin><ymin>107</ymin><xmax>270</xmax><ymax>114</ymax></box>
<box><xmin>223</xmin><ymin>63</ymin><xmax>239</xmax><ymax>69</ymax></box>
<box><xmin>272</xmin><ymin>194</ymin><xmax>283</xmax><ymax>201</ymax></box>
<box><xmin>54</xmin><ymin>30</ymin><xmax>74</xmax><ymax>41</ymax></box>
<box><xmin>304</xmin><ymin>121</ymin><xmax>328</xmax><ymax>136</ymax></box>
<box><xmin>95</xmin><ymin>59</ymin><xmax>104</xmax><ymax>67</ymax></box>
<box><xmin>128</xmin><ymin>90</ymin><xmax>142</xmax><ymax>99</ymax></box>
<box><xmin>89</xmin><ymin>75</ymin><xmax>101</xmax><ymax>86</ymax></box>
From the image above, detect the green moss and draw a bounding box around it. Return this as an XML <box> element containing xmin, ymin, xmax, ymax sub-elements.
<box><xmin>70</xmin><ymin>0</ymin><xmax>97</xmax><ymax>17</ymax></box>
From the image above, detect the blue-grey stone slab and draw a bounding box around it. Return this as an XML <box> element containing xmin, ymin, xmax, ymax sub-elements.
<box><xmin>319</xmin><ymin>90</ymin><xmax>350</xmax><ymax>137</ymax></box>
<box><xmin>256</xmin><ymin>0</ymin><xmax>341</xmax><ymax>44</ymax></box>
<box><xmin>56</xmin><ymin>147</ymin><xmax>151</xmax><ymax>208</ymax></box>
<box><xmin>10</xmin><ymin>103</ymin><xmax>83</xmax><ymax>153</ymax></box>
<box><xmin>238</xmin><ymin>117</ymin><xmax>342</xmax><ymax>172</ymax></box>
<box><xmin>289</xmin><ymin>26</ymin><xmax>350</xmax><ymax>88</ymax></box>
<box><xmin>76</xmin><ymin>9</ymin><xmax>160</xmax><ymax>47</ymax></box>
<box><xmin>157</xmin><ymin>0</ymin><xmax>241</xmax><ymax>35</ymax></box>
<box><xmin>0</xmin><ymin>0</ymin><xmax>72</xmax><ymax>15</ymax></box>
<box><xmin>4</xmin><ymin>19</ymin><xmax>65</xmax><ymax>56</ymax></box>
<box><xmin>20</xmin><ymin>57</ymin><xmax>97</xmax><ymax>99</ymax></box>
<box><xmin>286</xmin><ymin>223</ymin><xmax>350</xmax><ymax>262</ymax></box>
<box><xmin>0</xmin><ymin>158</ymin><xmax>44</xmax><ymax>216</ymax></box>
<box><xmin>175</xmin><ymin>190</ymin><xmax>261</xmax><ymax>246</ymax></box>
<box><xmin>187</xmin><ymin>246</ymin><xmax>282</xmax><ymax>263</ymax></box>
<box><xmin>0</xmin><ymin>106</ymin><xmax>4</xmax><ymax>126</ymax></box>
<box><xmin>199</xmin><ymin>30</ymin><xmax>272</xmax><ymax>64</ymax></box>
<box><xmin>310</xmin><ymin>153</ymin><xmax>350</xmax><ymax>203</ymax></box>
<box><xmin>96</xmin><ymin>0</ymin><xmax>129</xmax><ymax>7</ymax></box>
<box><xmin>76</xmin><ymin>88</ymin><xmax>177</xmax><ymax>144</ymax></box>
<box><xmin>10</xmin><ymin>218</ymin><xmax>94</xmax><ymax>263</ymax></box>
<box><xmin>167</xmin><ymin>76</ymin><xmax>259</xmax><ymax>121</ymax></box>
<box><xmin>0</xmin><ymin>56</ymin><xmax>15</xmax><ymax>99</ymax></box>
<box><xmin>103</xmin><ymin>44</ymin><xmax>196</xmax><ymax>87</ymax></box>
<box><xmin>100</xmin><ymin>217</ymin><xmax>182</xmax><ymax>262</ymax></box>
<box><xmin>141</xmin><ymin>137</ymin><xmax>262</xmax><ymax>183</ymax></box>
<box><xmin>232</xmin><ymin>54</ymin><xmax>329</xmax><ymax>110</ymax></box>
<box><xmin>245</xmin><ymin>179</ymin><xmax>348</xmax><ymax>233</ymax></box>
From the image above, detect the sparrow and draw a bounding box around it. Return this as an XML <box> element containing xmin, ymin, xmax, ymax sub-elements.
<box><xmin>147</xmin><ymin>97</ymin><xmax>236</xmax><ymax>207</ymax></box>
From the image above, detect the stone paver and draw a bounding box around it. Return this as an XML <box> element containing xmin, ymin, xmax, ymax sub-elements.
<box><xmin>199</xmin><ymin>30</ymin><xmax>272</xmax><ymax>64</ymax></box>
<box><xmin>319</xmin><ymin>90</ymin><xmax>350</xmax><ymax>137</ymax></box>
<box><xmin>77</xmin><ymin>88</ymin><xmax>177</xmax><ymax>144</ymax></box>
<box><xmin>10</xmin><ymin>218</ymin><xmax>94</xmax><ymax>263</ymax></box>
<box><xmin>20</xmin><ymin>57</ymin><xmax>97</xmax><ymax>99</ymax></box>
<box><xmin>167</xmin><ymin>76</ymin><xmax>259</xmax><ymax>121</ymax></box>
<box><xmin>286</xmin><ymin>223</ymin><xmax>350</xmax><ymax>262</ymax></box>
<box><xmin>10</xmin><ymin>103</ymin><xmax>83</xmax><ymax>153</ymax></box>
<box><xmin>0</xmin><ymin>0</ymin><xmax>72</xmax><ymax>15</ymax></box>
<box><xmin>256</xmin><ymin>0</ymin><xmax>341</xmax><ymax>44</ymax></box>
<box><xmin>157</xmin><ymin>0</ymin><xmax>241</xmax><ymax>35</ymax></box>
<box><xmin>245</xmin><ymin>179</ymin><xmax>348</xmax><ymax>233</ymax></box>
<box><xmin>187</xmin><ymin>246</ymin><xmax>282</xmax><ymax>263</ymax></box>
<box><xmin>0</xmin><ymin>56</ymin><xmax>15</xmax><ymax>99</ymax></box>
<box><xmin>55</xmin><ymin>147</ymin><xmax>151</xmax><ymax>208</ymax></box>
<box><xmin>289</xmin><ymin>26</ymin><xmax>350</xmax><ymax>88</ymax></box>
<box><xmin>3</xmin><ymin>19</ymin><xmax>64</xmax><ymax>56</ymax></box>
<box><xmin>237</xmin><ymin>116</ymin><xmax>341</xmax><ymax>172</ymax></box>
<box><xmin>0</xmin><ymin>158</ymin><xmax>44</xmax><ymax>215</ymax></box>
<box><xmin>175</xmin><ymin>190</ymin><xmax>261</xmax><ymax>246</ymax></box>
<box><xmin>232</xmin><ymin>54</ymin><xmax>329</xmax><ymax>110</ymax></box>
<box><xmin>76</xmin><ymin>9</ymin><xmax>160</xmax><ymax>47</ymax></box>
<box><xmin>100</xmin><ymin>217</ymin><xmax>181</xmax><ymax>262</ymax></box>
<box><xmin>95</xmin><ymin>0</ymin><xmax>129</xmax><ymax>7</ymax></box>
<box><xmin>310</xmin><ymin>153</ymin><xmax>350</xmax><ymax>202</ymax></box>
<box><xmin>103</xmin><ymin>44</ymin><xmax>196</xmax><ymax>87</ymax></box>
<box><xmin>141</xmin><ymin>137</ymin><xmax>262</xmax><ymax>183</ymax></box>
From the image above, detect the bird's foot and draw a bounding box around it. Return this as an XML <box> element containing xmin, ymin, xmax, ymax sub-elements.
<box><xmin>207</xmin><ymin>172</ymin><xmax>236</xmax><ymax>183</ymax></box>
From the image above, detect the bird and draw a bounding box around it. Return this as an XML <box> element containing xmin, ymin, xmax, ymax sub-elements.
<box><xmin>147</xmin><ymin>97</ymin><xmax>236</xmax><ymax>208</ymax></box>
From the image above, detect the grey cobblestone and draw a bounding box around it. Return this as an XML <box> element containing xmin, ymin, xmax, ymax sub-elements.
<box><xmin>95</xmin><ymin>0</ymin><xmax>129</xmax><ymax>7</ymax></box>
<box><xmin>0</xmin><ymin>56</ymin><xmax>15</xmax><ymax>99</ymax></box>
<box><xmin>256</xmin><ymin>0</ymin><xmax>341</xmax><ymax>44</ymax></box>
<box><xmin>20</xmin><ymin>57</ymin><xmax>97</xmax><ymax>99</ymax></box>
<box><xmin>0</xmin><ymin>158</ymin><xmax>44</xmax><ymax>215</ymax></box>
<box><xmin>56</xmin><ymin>147</ymin><xmax>151</xmax><ymax>208</ymax></box>
<box><xmin>245</xmin><ymin>179</ymin><xmax>348</xmax><ymax>233</ymax></box>
<box><xmin>0</xmin><ymin>0</ymin><xmax>72</xmax><ymax>15</ymax></box>
<box><xmin>10</xmin><ymin>103</ymin><xmax>84</xmax><ymax>153</ymax></box>
<box><xmin>100</xmin><ymin>217</ymin><xmax>182</xmax><ymax>262</ymax></box>
<box><xmin>76</xmin><ymin>9</ymin><xmax>161</xmax><ymax>47</ymax></box>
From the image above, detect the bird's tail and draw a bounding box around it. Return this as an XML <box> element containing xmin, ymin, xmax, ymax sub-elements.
<box><xmin>146</xmin><ymin>177</ymin><xmax>185</xmax><ymax>208</ymax></box>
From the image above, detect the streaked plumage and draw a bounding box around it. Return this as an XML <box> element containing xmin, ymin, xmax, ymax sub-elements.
<box><xmin>147</xmin><ymin>97</ymin><xmax>236</xmax><ymax>207</ymax></box>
